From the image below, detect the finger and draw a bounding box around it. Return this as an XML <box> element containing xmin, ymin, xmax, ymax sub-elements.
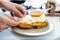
<box><xmin>0</xmin><ymin>24</ymin><xmax>9</xmax><ymax>29</ymax></box>
<box><xmin>4</xmin><ymin>4</ymin><xmax>24</xmax><ymax>18</ymax></box>
<box><xmin>0</xmin><ymin>1</ymin><xmax>24</xmax><ymax>17</ymax></box>
<box><xmin>2</xmin><ymin>16</ymin><xmax>18</xmax><ymax>27</ymax></box>
<box><xmin>6</xmin><ymin>19</ymin><xmax>18</xmax><ymax>27</ymax></box>
<box><xmin>13</xmin><ymin>11</ymin><xmax>24</xmax><ymax>18</ymax></box>
<box><xmin>15</xmin><ymin>5</ymin><xmax>26</xmax><ymax>16</ymax></box>
<box><xmin>19</xmin><ymin>8</ymin><xmax>26</xmax><ymax>17</ymax></box>
<box><xmin>9</xmin><ymin>5</ymin><xmax>24</xmax><ymax>18</ymax></box>
<box><xmin>4</xmin><ymin>14</ymin><xmax>17</xmax><ymax>22</ymax></box>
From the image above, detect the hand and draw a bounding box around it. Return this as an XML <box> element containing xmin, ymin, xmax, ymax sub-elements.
<box><xmin>0</xmin><ymin>13</ymin><xmax>18</xmax><ymax>32</ymax></box>
<box><xmin>0</xmin><ymin>0</ymin><xmax>26</xmax><ymax>18</ymax></box>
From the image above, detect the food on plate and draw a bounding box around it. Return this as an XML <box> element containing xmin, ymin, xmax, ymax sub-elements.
<box><xmin>18</xmin><ymin>9</ymin><xmax>48</xmax><ymax>29</ymax></box>
<box><xmin>30</xmin><ymin>10</ymin><xmax>42</xmax><ymax>17</ymax></box>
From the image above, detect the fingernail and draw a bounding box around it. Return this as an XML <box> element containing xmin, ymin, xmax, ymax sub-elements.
<box><xmin>14</xmin><ymin>22</ymin><xmax>18</xmax><ymax>27</ymax></box>
<box><xmin>14</xmin><ymin>20</ymin><xmax>18</xmax><ymax>22</ymax></box>
<box><xmin>20</xmin><ymin>14</ymin><xmax>24</xmax><ymax>18</ymax></box>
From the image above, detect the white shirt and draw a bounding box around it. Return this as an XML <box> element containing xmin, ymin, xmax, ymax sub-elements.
<box><xmin>24</xmin><ymin>0</ymin><xmax>47</xmax><ymax>8</ymax></box>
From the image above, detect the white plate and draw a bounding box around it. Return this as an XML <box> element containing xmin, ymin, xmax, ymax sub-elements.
<box><xmin>13</xmin><ymin>21</ymin><xmax>54</xmax><ymax>36</ymax></box>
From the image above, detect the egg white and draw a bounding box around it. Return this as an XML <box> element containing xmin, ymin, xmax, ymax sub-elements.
<box><xmin>19</xmin><ymin>14</ymin><xmax>46</xmax><ymax>24</ymax></box>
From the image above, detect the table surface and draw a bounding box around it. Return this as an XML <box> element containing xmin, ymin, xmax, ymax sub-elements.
<box><xmin>0</xmin><ymin>16</ymin><xmax>60</xmax><ymax>40</ymax></box>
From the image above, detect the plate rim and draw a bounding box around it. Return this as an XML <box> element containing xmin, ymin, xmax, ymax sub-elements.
<box><xmin>13</xmin><ymin>21</ymin><xmax>54</xmax><ymax>36</ymax></box>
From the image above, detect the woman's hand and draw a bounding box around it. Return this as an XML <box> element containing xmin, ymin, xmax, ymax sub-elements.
<box><xmin>0</xmin><ymin>13</ymin><xmax>18</xmax><ymax>32</ymax></box>
<box><xmin>0</xmin><ymin>0</ymin><xmax>26</xmax><ymax>18</ymax></box>
<box><xmin>0</xmin><ymin>0</ymin><xmax>26</xmax><ymax>32</ymax></box>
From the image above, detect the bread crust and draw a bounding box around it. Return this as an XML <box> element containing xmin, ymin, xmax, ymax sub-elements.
<box><xmin>18</xmin><ymin>20</ymin><xmax>48</xmax><ymax>29</ymax></box>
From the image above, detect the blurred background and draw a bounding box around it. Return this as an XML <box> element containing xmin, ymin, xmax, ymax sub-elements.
<box><xmin>1</xmin><ymin>0</ymin><xmax>60</xmax><ymax>13</ymax></box>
